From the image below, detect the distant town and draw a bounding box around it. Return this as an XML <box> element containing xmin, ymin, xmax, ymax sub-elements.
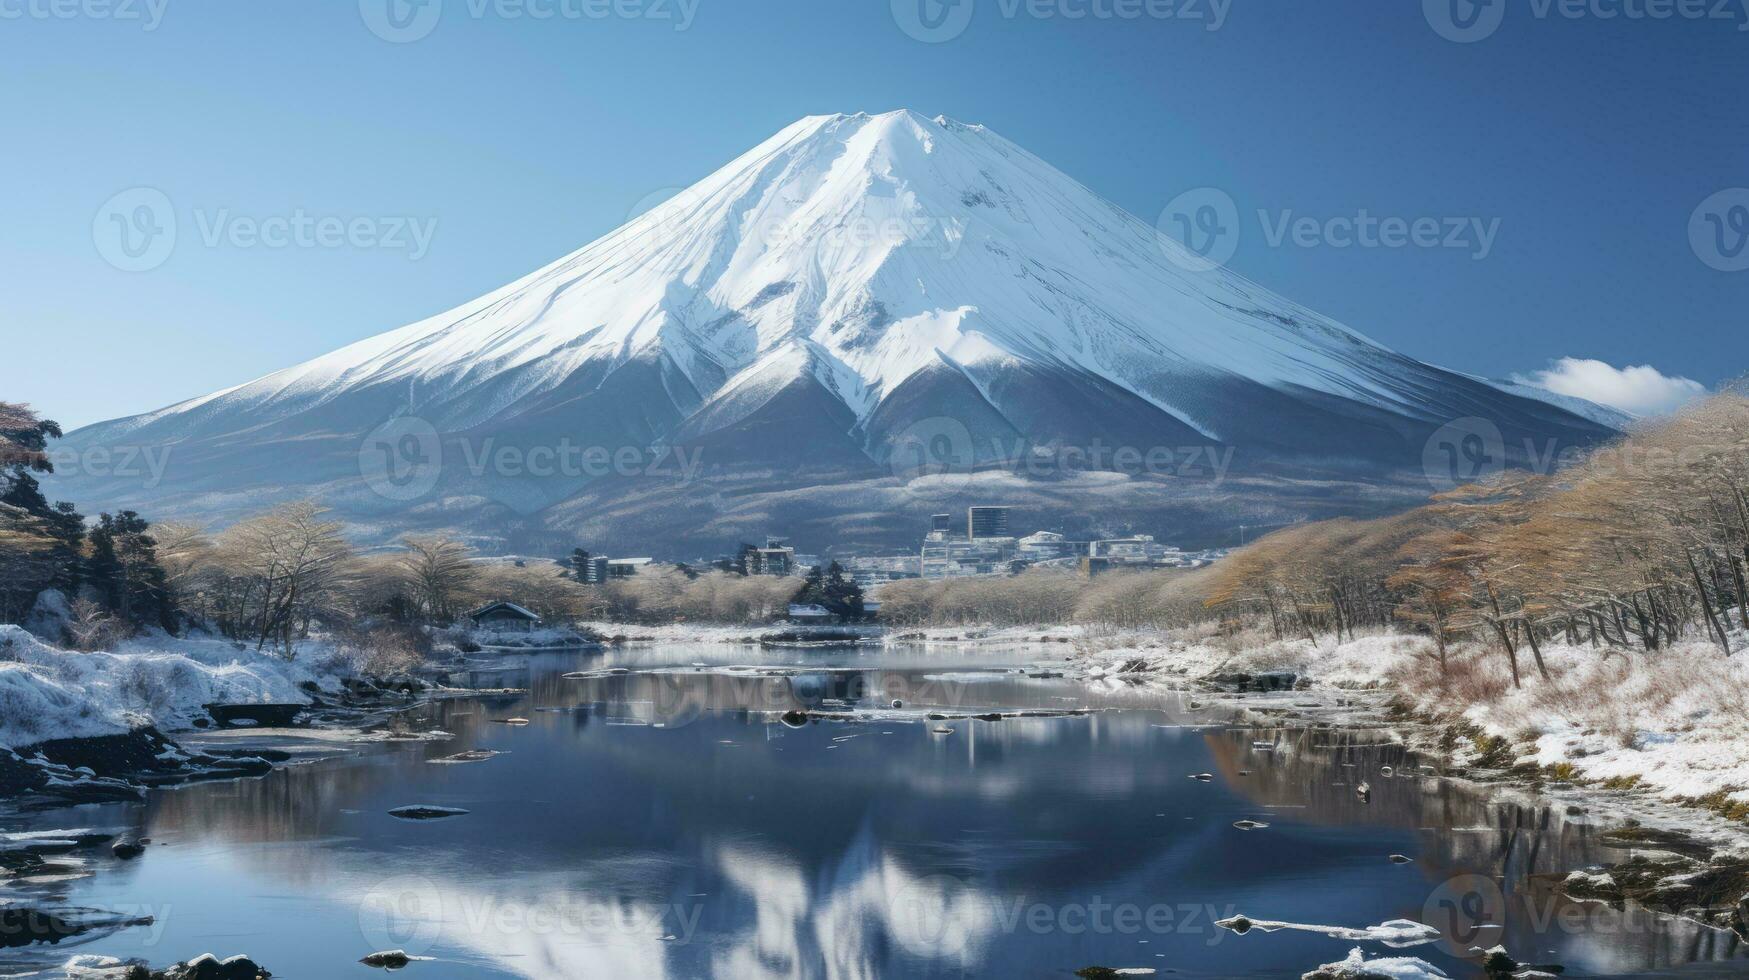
<box><xmin>560</xmin><ymin>505</ymin><xmax>1226</xmax><ymax>589</ymax></box>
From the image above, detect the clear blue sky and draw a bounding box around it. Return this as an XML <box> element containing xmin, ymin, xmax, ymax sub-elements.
<box><xmin>3</xmin><ymin>0</ymin><xmax>1744</xmax><ymax>428</ymax></box>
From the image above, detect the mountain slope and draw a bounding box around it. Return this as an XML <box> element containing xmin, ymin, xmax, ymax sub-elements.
<box><xmin>52</xmin><ymin>110</ymin><xmax>1615</xmax><ymax>552</ymax></box>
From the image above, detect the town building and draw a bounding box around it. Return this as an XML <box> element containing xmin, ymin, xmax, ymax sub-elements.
<box><xmin>747</xmin><ymin>538</ymin><xmax>797</xmax><ymax>576</ymax></box>
<box><xmin>967</xmin><ymin>506</ymin><xmax>1011</xmax><ymax>540</ymax></box>
<box><xmin>787</xmin><ymin>603</ymin><xmax>835</xmax><ymax>621</ymax></box>
<box><xmin>606</xmin><ymin>557</ymin><xmax>652</xmax><ymax>578</ymax></box>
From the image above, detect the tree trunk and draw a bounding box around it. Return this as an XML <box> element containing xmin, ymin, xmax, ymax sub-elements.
<box><xmin>1490</xmin><ymin>619</ymin><xmax>1523</xmax><ymax>688</ymax></box>
<box><xmin>1731</xmin><ymin>555</ymin><xmax>1749</xmax><ymax>632</ymax></box>
<box><xmin>1688</xmin><ymin>550</ymin><xmax>1732</xmax><ymax>654</ymax></box>
<box><xmin>1522</xmin><ymin>618</ymin><xmax>1551</xmax><ymax>680</ymax></box>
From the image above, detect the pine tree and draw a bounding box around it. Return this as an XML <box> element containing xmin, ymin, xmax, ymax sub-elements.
<box><xmin>0</xmin><ymin>406</ymin><xmax>85</xmax><ymax>599</ymax></box>
<box><xmin>796</xmin><ymin>561</ymin><xmax>865</xmax><ymax>620</ymax></box>
<box><xmin>0</xmin><ymin>402</ymin><xmax>60</xmax><ymax>487</ymax></box>
<box><xmin>823</xmin><ymin>561</ymin><xmax>866</xmax><ymax>620</ymax></box>
<box><xmin>86</xmin><ymin>511</ymin><xmax>178</xmax><ymax>633</ymax></box>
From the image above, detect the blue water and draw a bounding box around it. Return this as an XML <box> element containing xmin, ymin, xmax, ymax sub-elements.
<box><xmin>4</xmin><ymin>644</ymin><xmax>1744</xmax><ymax>978</ymax></box>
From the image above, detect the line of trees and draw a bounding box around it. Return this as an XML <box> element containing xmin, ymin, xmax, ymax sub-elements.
<box><xmin>877</xmin><ymin>395</ymin><xmax>1749</xmax><ymax>684</ymax></box>
<box><xmin>1201</xmin><ymin>395</ymin><xmax>1749</xmax><ymax>682</ymax></box>
<box><xmin>2</xmin><ymin>399</ymin><xmax>838</xmax><ymax>653</ymax></box>
<box><xmin>8</xmin><ymin>525</ymin><xmax>840</xmax><ymax>661</ymax></box>
<box><xmin>581</xmin><ymin>566</ymin><xmax>806</xmax><ymax>624</ymax></box>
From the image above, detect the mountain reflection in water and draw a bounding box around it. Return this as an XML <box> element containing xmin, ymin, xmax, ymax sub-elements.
<box><xmin>9</xmin><ymin>645</ymin><xmax>1746</xmax><ymax>979</ymax></box>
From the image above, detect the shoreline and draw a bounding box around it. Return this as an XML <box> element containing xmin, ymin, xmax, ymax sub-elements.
<box><xmin>1063</xmin><ymin>627</ymin><xmax>1749</xmax><ymax>945</ymax></box>
<box><xmin>6</xmin><ymin>622</ymin><xmax>1748</xmax><ymax>974</ymax></box>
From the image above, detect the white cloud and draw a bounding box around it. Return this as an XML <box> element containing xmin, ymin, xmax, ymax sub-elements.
<box><xmin>1513</xmin><ymin>357</ymin><xmax>1708</xmax><ymax>418</ymax></box>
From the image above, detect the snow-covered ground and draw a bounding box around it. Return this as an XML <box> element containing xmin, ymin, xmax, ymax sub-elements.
<box><xmin>453</xmin><ymin>624</ymin><xmax>600</xmax><ymax>651</ymax></box>
<box><xmin>1301</xmin><ymin>946</ymin><xmax>1448</xmax><ymax>980</ymax></box>
<box><xmin>0</xmin><ymin>624</ymin><xmax>342</xmax><ymax>750</ymax></box>
<box><xmin>1076</xmin><ymin>627</ymin><xmax>1749</xmax><ymax>809</ymax></box>
<box><xmin>579</xmin><ymin>621</ymin><xmax>883</xmax><ymax>644</ymax></box>
<box><xmin>886</xmin><ymin>624</ymin><xmax>1089</xmax><ymax>645</ymax></box>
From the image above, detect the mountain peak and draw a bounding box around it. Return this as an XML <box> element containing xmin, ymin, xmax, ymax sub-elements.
<box><xmin>56</xmin><ymin>115</ymin><xmax>1616</xmax><ymax>552</ymax></box>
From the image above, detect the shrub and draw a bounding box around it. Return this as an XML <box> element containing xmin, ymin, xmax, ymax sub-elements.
<box><xmin>340</xmin><ymin>625</ymin><xmax>430</xmax><ymax>677</ymax></box>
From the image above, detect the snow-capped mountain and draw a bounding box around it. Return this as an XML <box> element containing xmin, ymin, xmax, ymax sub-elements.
<box><xmin>55</xmin><ymin>110</ymin><xmax>1615</xmax><ymax>552</ymax></box>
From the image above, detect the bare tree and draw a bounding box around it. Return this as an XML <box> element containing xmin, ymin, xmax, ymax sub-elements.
<box><xmin>398</xmin><ymin>535</ymin><xmax>478</xmax><ymax>625</ymax></box>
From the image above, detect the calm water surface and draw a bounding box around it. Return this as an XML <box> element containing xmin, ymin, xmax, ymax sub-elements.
<box><xmin>5</xmin><ymin>643</ymin><xmax>1746</xmax><ymax>978</ymax></box>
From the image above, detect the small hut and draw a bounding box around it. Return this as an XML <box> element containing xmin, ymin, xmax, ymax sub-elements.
<box><xmin>467</xmin><ymin>601</ymin><xmax>543</xmax><ymax>632</ymax></box>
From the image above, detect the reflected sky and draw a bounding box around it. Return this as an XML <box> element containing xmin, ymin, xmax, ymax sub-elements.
<box><xmin>4</xmin><ymin>645</ymin><xmax>1745</xmax><ymax>979</ymax></box>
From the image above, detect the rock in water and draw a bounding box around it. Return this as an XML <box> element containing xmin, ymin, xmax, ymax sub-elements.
<box><xmin>360</xmin><ymin>949</ymin><xmax>413</xmax><ymax>968</ymax></box>
<box><xmin>1215</xmin><ymin>915</ymin><xmax>1254</xmax><ymax>935</ymax></box>
<box><xmin>427</xmin><ymin>750</ymin><xmax>499</xmax><ymax>765</ymax></box>
<box><xmin>1233</xmin><ymin>820</ymin><xmax>1270</xmax><ymax>831</ymax></box>
<box><xmin>112</xmin><ymin>838</ymin><xmax>146</xmax><ymax>860</ymax></box>
<box><xmin>388</xmin><ymin>805</ymin><xmax>469</xmax><ymax>820</ymax></box>
<box><xmin>163</xmin><ymin>954</ymin><xmax>271</xmax><ymax>979</ymax></box>
<box><xmin>1301</xmin><ymin>947</ymin><xmax>1444</xmax><ymax>980</ymax></box>
<box><xmin>0</xmin><ymin>908</ymin><xmax>86</xmax><ymax>948</ymax></box>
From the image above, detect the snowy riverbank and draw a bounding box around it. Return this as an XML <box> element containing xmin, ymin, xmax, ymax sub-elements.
<box><xmin>0</xmin><ymin>624</ymin><xmax>344</xmax><ymax>751</ymax></box>
<box><xmin>1075</xmin><ymin>626</ymin><xmax>1749</xmax><ymax>823</ymax></box>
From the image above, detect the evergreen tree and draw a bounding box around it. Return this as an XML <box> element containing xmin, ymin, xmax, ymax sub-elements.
<box><xmin>0</xmin><ymin>474</ymin><xmax>85</xmax><ymax>594</ymax></box>
<box><xmin>0</xmin><ymin>407</ymin><xmax>85</xmax><ymax>597</ymax></box>
<box><xmin>823</xmin><ymin>561</ymin><xmax>865</xmax><ymax>620</ymax></box>
<box><xmin>86</xmin><ymin>511</ymin><xmax>178</xmax><ymax>633</ymax></box>
<box><xmin>0</xmin><ymin>402</ymin><xmax>60</xmax><ymax>488</ymax></box>
<box><xmin>797</xmin><ymin>561</ymin><xmax>865</xmax><ymax>620</ymax></box>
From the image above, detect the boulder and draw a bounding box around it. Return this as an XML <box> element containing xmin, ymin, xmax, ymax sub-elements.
<box><xmin>388</xmin><ymin>805</ymin><xmax>469</xmax><ymax>820</ymax></box>
<box><xmin>22</xmin><ymin>588</ymin><xmax>73</xmax><ymax>644</ymax></box>
<box><xmin>162</xmin><ymin>954</ymin><xmax>271</xmax><ymax>980</ymax></box>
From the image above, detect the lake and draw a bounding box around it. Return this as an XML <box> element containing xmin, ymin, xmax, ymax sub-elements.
<box><xmin>5</xmin><ymin>643</ymin><xmax>1746</xmax><ymax>978</ymax></box>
